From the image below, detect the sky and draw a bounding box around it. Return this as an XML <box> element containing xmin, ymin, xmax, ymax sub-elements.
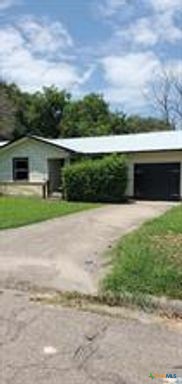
<box><xmin>0</xmin><ymin>0</ymin><xmax>181</xmax><ymax>116</ymax></box>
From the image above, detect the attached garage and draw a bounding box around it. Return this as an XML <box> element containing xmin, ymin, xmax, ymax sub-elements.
<box><xmin>134</xmin><ymin>162</ymin><xmax>180</xmax><ymax>201</ymax></box>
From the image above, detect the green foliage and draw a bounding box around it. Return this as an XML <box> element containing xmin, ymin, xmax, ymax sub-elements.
<box><xmin>0</xmin><ymin>81</ymin><xmax>172</xmax><ymax>141</ymax></box>
<box><xmin>103</xmin><ymin>205</ymin><xmax>182</xmax><ymax>300</ymax></box>
<box><xmin>63</xmin><ymin>155</ymin><xmax>128</xmax><ymax>203</ymax></box>
<box><xmin>22</xmin><ymin>86</ymin><xmax>71</xmax><ymax>138</ymax></box>
<box><xmin>60</xmin><ymin>93</ymin><xmax>114</xmax><ymax>137</ymax></box>
<box><xmin>0</xmin><ymin>81</ymin><xmax>17</xmax><ymax>139</ymax></box>
<box><xmin>126</xmin><ymin>115</ymin><xmax>171</xmax><ymax>133</ymax></box>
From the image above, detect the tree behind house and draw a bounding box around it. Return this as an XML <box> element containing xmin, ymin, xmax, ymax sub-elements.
<box><xmin>0</xmin><ymin>81</ymin><xmax>173</xmax><ymax>141</ymax></box>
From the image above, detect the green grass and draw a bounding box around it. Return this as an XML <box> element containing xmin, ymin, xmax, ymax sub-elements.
<box><xmin>103</xmin><ymin>204</ymin><xmax>182</xmax><ymax>300</ymax></box>
<box><xmin>0</xmin><ymin>196</ymin><xmax>100</xmax><ymax>230</ymax></box>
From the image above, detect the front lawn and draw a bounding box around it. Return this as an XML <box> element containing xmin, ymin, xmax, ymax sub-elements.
<box><xmin>103</xmin><ymin>205</ymin><xmax>182</xmax><ymax>300</ymax></box>
<box><xmin>0</xmin><ymin>197</ymin><xmax>100</xmax><ymax>230</ymax></box>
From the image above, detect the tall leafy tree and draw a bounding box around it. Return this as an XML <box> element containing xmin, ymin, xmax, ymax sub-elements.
<box><xmin>60</xmin><ymin>94</ymin><xmax>113</xmax><ymax>137</ymax></box>
<box><xmin>24</xmin><ymin>87</ymin><xmax>71</xmax><ymax>138</ymax></box>
<box><xmin>0</xmin><ymin>81</ymin><xmax>17</xmax><ymax>140</ymax></box>
<box><xmin>109</xmin><ymin>112</ymin><xmax>128</xmax><ymax>134</ymax></box>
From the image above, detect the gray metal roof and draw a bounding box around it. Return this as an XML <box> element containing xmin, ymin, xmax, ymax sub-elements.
<box><xmin>1</xmin><ymin>131</ymin><xmax>182</xmax><ymax>154</ymax></box>
<box><xmin>36</xmin><ymin>131</ymin><xmax>182</xmax><ymax>154</ymax></box>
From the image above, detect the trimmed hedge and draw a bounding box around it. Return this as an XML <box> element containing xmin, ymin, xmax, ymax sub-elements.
<box><xmin>63</xmin><ymin>154</ymin><xmax>128</xmax><ymax>202</ymax></box>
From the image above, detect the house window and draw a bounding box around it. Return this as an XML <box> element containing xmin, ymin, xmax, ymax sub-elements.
<box><xmin>13</xmin><ymin>158</ymin><xmax>29</xmax><ymax>181</ymax></box>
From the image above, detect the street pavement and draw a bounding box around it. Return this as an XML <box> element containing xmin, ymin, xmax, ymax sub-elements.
<box><xmin>0</xmin><ymin>289</ymin><xmax>182</xmax><ymax>384</ymax></box>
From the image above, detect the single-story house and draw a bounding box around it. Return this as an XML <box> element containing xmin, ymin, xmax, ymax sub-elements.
<box><xmin>0</xmin><ymin>130</ymin><xmax>182</xmax><ymax>201</ymax></box>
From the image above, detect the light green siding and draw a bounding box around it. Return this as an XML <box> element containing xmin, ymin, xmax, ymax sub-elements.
<box><xmin>0</xmin><ymin>138</ymin><xmax>69</xmax><ymax>182</ymax></box>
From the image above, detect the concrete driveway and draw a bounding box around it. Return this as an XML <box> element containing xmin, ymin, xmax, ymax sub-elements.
<box><xmin>0</xmin><ymin>201</ymin><xmax>175</xmax><ymax>294</ymax></box>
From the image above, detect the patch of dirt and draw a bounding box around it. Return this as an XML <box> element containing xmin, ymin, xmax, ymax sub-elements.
<box><xmin>152</xmin><ymin>234</ymin><xmax>182</xmax><ymax>265</ymax></box>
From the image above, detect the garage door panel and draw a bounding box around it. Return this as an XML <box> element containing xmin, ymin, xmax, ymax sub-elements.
<box><xmin>134</xmin><ymin>163</ymin><xmax>180</xmax><ymax>201</ymax></box>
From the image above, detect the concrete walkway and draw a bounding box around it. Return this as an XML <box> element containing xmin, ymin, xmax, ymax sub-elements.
<box><xmin>0</xmin><ymin>201</ymin><xmax>175</xmax><ymax>294</ymax></box>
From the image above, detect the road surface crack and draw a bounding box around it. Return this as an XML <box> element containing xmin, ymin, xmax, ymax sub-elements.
<box><xmin>73</xmin><ymin>323</ymin><xmax>108</xmax><ymax>369</ymax></box>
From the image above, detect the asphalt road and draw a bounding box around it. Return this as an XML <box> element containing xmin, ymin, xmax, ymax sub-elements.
<box><xmin>0</xmin><ymin>289</ymin><xmax>182</xmax><ymax>384</ymax></box>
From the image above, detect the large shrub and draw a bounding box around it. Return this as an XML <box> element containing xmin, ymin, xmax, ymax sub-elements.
<box><xmin>63</xmin><ymin>154</ymin><xmax>128</xmax><ymax>202</ymax></box>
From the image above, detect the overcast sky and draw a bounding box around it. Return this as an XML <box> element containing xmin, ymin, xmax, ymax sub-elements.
<box><xmin>0</xmin><ymin>0</ymin><xmax>181</xmax><ymax>116</ymax></box>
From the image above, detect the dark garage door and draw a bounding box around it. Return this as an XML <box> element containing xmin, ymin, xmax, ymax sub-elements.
<box><xmin>134</xmin><ymin>163</ymin><xmax>180</xmax><ymax>201</ymax></box>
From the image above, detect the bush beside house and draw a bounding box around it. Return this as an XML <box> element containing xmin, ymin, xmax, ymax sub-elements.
<box><xmin>63</xmin><ymin>154</ymin><xmax>128</xmax><ymax>202</ymax></box>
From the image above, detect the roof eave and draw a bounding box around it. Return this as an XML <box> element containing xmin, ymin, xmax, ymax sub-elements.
<box><xmin>0</xmin><ymin>135</ymin><xmax>77</xmax><ymax>155</ymax></box>
<box><xmin>77</xmin><ymin>147</ymin><xmax>182</xmax><ymax>155</ymax></box>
